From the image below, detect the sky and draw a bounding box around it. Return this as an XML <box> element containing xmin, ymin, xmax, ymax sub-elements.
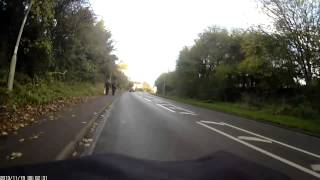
<box><xmin>90</xmin><ymin>0</ymin><xmax>271</xmax><ymax>86</ymax></box>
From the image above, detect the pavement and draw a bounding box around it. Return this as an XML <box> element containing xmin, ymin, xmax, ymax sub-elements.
<box><xmin>0</xmin><ymin>94</ymin><xmax>117</xmax><ymax>168</ymax></box>
<box><xmin>93</xmin><ymin>92</ymin><xmax>320</xmax><ymax>180</ymax></box>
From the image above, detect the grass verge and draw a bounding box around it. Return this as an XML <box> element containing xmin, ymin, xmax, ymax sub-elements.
<box><xmin>161</xmin><ymin>95</ymin><xmax>320</xmax><ymax>135</ymax></box>
<box><xmin>0</xmin><ymin>81</ymin><xmax>104</xmax><ymax>134</ymax></box>
<box><xmin>1</xmin><ymin>81</ymin><xmax>104</xmax><ymax>107</ymax></box>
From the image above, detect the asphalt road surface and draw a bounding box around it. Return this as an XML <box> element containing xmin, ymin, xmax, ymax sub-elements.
<box><xmin>94</xmin><ymin>92</ymin><xmax>320</xmax><ymax>180</ymax></box>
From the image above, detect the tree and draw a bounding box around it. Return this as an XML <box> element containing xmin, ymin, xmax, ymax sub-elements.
<box><xmin>155</xmin><ymin>72</ymin><xmax>177</xmax><ymax>95</ymax></box>
<box><xmin>156</xmin><ymin>26</ymin><xmax>301</xmax><ymax>102</ymax></box>
<box><xmin>0</xmin><ymin>0</ymin><xmax>129</xmax><ymax>88</ymax></box>
<box><xmin>259</xmin><ymin>0</ymin><xmax>320</xmax><ymax>86</ymax></box>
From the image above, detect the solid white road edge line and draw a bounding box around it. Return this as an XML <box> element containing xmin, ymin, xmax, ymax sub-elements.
<box><xmin>238</xmin><ymin>136</ymin><xmax>272</xmax><ymax>143</ymax></box>
<box><xmin>197</xmin><ymin>122</ymin><xmax>320</xmax><ymax>178</ymax></box>
<box><xmin>156</xmin><ymin>104</ymin><xmax>176</xmax><ymax>113</ymax></box>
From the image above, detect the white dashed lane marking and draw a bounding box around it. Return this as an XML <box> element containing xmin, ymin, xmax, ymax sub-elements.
<box><xmin>179</xmin><ymin>112</ymin><xmax>197</xmax><ymax>115</ymax></box>
<box><xmin>238</xmin><ymin>136</ymin><xmax>272</xmax><ymax>143</ymax></box>
<box><xmin>156</xmin><ymin>104</ymin><xmax>176</xmax><ymax>113</ymax></box>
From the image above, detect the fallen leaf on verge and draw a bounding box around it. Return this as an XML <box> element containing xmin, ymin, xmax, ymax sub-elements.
<box><xmin>83</xmin><ymin>138</ymin><xmax>93</xmax><ymax>143</ymax></box>
<box><xmin>71</xmin><ymin>114</ymin><xmax>76</xmax><ymax>117</ymax></box>
<box><xmin>7</xmin><ymin>152</ymin><xmax>23</xmax><ymax>160</ymax></box>
<box><xmin>0</xmin><ymin>96</ymin><xmax>87</xmax><ymax>134</ymax></box>
<box><xmin>84</xmin><ymin>143</ymin><xmax>90</xmax><ymax>147</ymax></box>
<box><xmin>1</xmin><ymin>132</ymin><xmax>8</xmax><ymax>136</ymax></box>
<box><xmin>19</xmin><ymin>138</ymin><xmax>25</xmax><ymax>142</ymax></box>
<box><xmin>72</xmin><ymin>152</ymin><xmax>78</xmax><ymax>157</ymax></box>
<box><xmin>13</xmin><ymin>126</ymin><xmax>19</xmax><ymax>130</ymax></box>
<box><xmin>81</xmin><ymin>122</ymin><xmax>87</xmax><ymax>124</ymax></box>
<box><xmin>29</xmin><ymin>134</ymin><xmax>39</xmax><ymax>140</ymax></box>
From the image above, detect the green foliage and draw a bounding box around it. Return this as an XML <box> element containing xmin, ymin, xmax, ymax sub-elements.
<box><xmin>156</xmin><ymin>20</ymin><xmax>320</xmax><ymax>127</ymax></box>
<box><xmin>155</xmin><ymin>72</ymin><xmax>177</xmax><ymax>95</ymax></box>
<box><xmin>0</xmin><ymin>0</ymin><xmax>129</xmax><ymax>93</ymax></box>
<box><xmin>259</xmin><ymin>0</ymin><xmax>320</xmax><ymax>86</ymax></box>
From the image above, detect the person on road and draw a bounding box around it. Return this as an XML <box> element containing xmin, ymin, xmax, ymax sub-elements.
<box><xmin>105</xmin><ymin>80</ymin><xmax>110</xmax><ymax>95</ymax></box>
<box><xmin>112</xmin><ymin>82</ymin><xmax>117</xmax><ymax>96</ymax></box>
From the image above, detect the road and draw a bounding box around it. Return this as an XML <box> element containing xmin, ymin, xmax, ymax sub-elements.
<box><xmin>93</xmin><ymin>92</ymin><xmax>320</xmax><ymax>180</ymax></box>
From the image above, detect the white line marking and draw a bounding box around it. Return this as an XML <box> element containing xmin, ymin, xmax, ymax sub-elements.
<box><xmin>238</xmin><ymin>136</ymin><xmax>272</xmax><ymax>143</ymax></box>
<box><xmin>222</xmin><ymin>122</ymin><xmax>320</xmax><ymax>159</ymax></box>
<box><xmin>179</xmin><ymin>112</ymin><xmax>197</xmax><ymax>115</ymax></box>
<box><xmin>143</xmin><ymin>98</ymin><xmax>151</xmax><ymax>102</ymax></box>
<box><xmin>170</xmin><ymin>104</ymin><xmax>195</xmax><ymax>113</ymax></box>
<box><xmin>197</xmin><ymin>122</ymin><xmax>320</xmax><ymax>178</ymax></box>
<box><xmin>156</xmin><ymin>104</ymin><xmax>176</xmax><ymax>113</ymax></box>
<box><xmin>200</xmin><ymin>121</ymin><xmax>320</xmax><ymax>159</ymax></box>
<box><xmin>311</xmin><ymin>164</ymin><xmax>320</xmax><ymax>172</ymax></box>
<box><xmin>200</xmin><ymin>121</ymin><xmax>225</xmax><ymax>125</ymax></box>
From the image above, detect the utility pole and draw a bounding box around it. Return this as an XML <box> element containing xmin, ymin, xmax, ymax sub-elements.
<box><xmin>7</xmin><ymin>0</ymin><xmax>33</xmax><ymax>91</ymax></box>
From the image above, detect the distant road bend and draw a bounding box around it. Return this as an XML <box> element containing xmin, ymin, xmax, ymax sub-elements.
<box><xmin>94</xmin><ymin>92</ymin><xmax>320</xmax><ymax>180</ymax></box>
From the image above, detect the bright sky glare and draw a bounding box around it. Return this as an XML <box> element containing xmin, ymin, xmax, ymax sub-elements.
<box><xmin>90</xmin><ymin>0</ymin><xmax>270</xmax><ymax>86</ymax></box>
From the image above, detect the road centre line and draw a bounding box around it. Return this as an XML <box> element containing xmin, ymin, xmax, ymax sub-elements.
<box><xmin>156</xmin><ymin>104</ymin><xmax>176</xmax><ymax>113</ymax></box>
<box><xmin>197</xmin><ymin>121</ymin><xmax>320</xmax><ymax>178</ymax></box>
<box><xmin>143</xmin><ymin>98</ymin><xmax>151</xmax><ymax>102</ymax></box>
